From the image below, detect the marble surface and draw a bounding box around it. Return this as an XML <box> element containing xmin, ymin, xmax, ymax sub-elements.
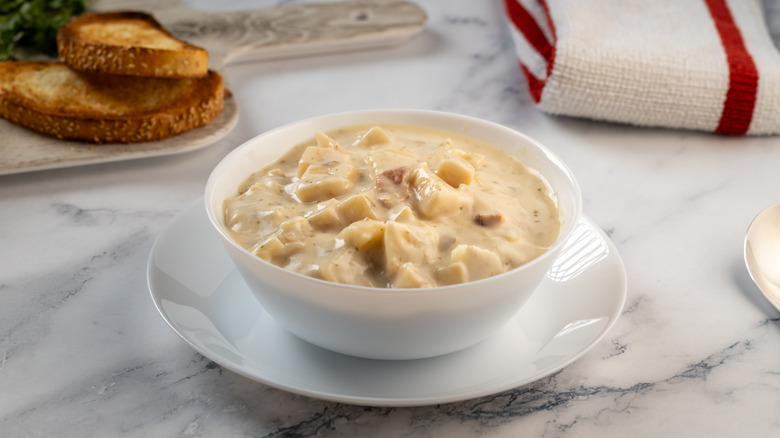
<box><xmin>2</xmin><ymin>0</ymin><xmax>779</xmax><ymax>436</ymax></box>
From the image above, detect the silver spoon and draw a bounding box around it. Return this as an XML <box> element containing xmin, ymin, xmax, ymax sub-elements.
<box><xmin>744</xmin><ymin>204</ymin><xmax>780</xmax><ymax>312</ymax></box>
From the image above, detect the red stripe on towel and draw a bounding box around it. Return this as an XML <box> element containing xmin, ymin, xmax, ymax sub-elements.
<box><xmin>504</xmin><ymin>0</ymin><xmax>553</xmax><ymax>61</ymax></box>
<box><xmin>504</xmin><ymin>0</ymin><xmax>557</xmax><ymax>103</ymax></box>
<box><xmin>520</xmin><ymin>63</ymin><xmax>546</xmax><ymax>102</ymax></box>
<box><xmin>704</xmin><ymin>0</ymin><xmax>758</xmax><ymax>135</ymax></box>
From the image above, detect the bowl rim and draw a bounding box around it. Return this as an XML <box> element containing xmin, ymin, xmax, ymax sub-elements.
<box><xmin>204</xmin><ymin>108</ymin><xmax>583</xmax><ymax>295</ymax></box>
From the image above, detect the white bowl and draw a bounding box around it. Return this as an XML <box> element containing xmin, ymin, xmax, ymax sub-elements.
<box><xmin>205</xmin><ymin>109</ymin><xmax>582</xmax><ymax>360</ymax></box>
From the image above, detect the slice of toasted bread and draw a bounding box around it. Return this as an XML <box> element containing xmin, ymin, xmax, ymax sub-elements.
<box><xmin>57</xmin><ymin>11</ymin><xmax>208</xmax><ymax>78</ymax></box>
<box><xmin>0</xmin><ymin>61</ymin><xmax>225</xmax><ymax>143</ymax></box>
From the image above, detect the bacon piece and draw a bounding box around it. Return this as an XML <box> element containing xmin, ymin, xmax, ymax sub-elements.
<box><xmin>375</xmin><ymin>166</ymin><xmax>410</xmax><ymax>208</ymax></box>
<box><xmin>474</xmin><ymin>213</ymin><xmax>503</xmax><ymax>227</ymax></box>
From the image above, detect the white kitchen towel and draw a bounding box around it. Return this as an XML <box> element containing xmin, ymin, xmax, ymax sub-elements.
<box><xmin>504</xmin><ymin>0</ymin><xmax>780</xmax><ymax>135</ymax></box>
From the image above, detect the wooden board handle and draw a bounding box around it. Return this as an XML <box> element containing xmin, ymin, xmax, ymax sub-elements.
<box><xmin>91</xmin><ymin>0</ymin><xmax>428</xmax><ymax>69</ymax></box>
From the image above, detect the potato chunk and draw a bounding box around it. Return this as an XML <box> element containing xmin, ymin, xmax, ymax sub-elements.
<box><xmin>307</xmin><ymin>205</ymin><xmax>341</xmax><ymax>231</ymax></box>
<box><xmin>407</xmin><ymin>167</ymin><xmax>467</xmax><ymax>219</ymax></box>
<box><xmin>318</xmin><ymin>247</ymin><xmax>377</xmax><ymax>287</ymax></box>
<box><xmin>278</xmin><ymin>216</ymin><xmax>313</xmax><ymax>244</ymax></box>
<box><xmin>297</xmin><ymin>146</ymin><xmax>352</xmax><ymax>177</ymax></box>
<box><xmin>435</xmin><ymin>156</ymin><xmax>475</xmax><ymax>188</ymax></box>
<box><xmin>435</xmin><ymin>261</ymin><xmax>468</xmax><ymax>285</ymax></box>
<box><xmin>393</xmin><ymin>263</ymin><xmax>435</xmax><ymax>288</ymax></box>
<box><xmin>252</xmin><ymin>235</ymin><xmax>287</xmax><ymax>261</ymax></box>
<box><xmin>315</xmin><ymin>131</ymin><xmax>345</xmax><ymax>151</ymax></box>
<box><xmin>225</xmin><ymin>204</ymin><xmax>292</xmax><ymax>239</ymax></box>
<box><xmin>336</xmin><ymin>193</ymin><xmax>378</xmax><ymax>223</ymax></box>
<box><xmin>368</xmin><ymin>147</ymin><xmax>418</xmax><ymax>178</ymax></box>
<box><xmin>429</xmin><ymin>147</ymin><xmax>476</xmax><ymax>188</ymax></box>
<box><xmin>338</xmin><ymin>219</ymin><xmax>385</xmax><ymax>252</ymax></box>
<box><xmin>296</xmin><ymin>146</ymin><xmax>359</xmax><ymax>202</ymax></box>
<box><xmin>389</xmin><ymin>205</ymin><xmax>417</xmax><ymax>223</ymax></box>
<box><xmin>383</xmin><ymin>221</ymin><xmax>439</xmax><ymax>276</ymax></box>
<box><xmin>252</xmin><ymin>216</ymin><xmax>313</xmax><ymax>262</ymax></box>
<box><xmin>356</xmin><ymin>126</ymin><xmax>393</xmax><ymax>147</ymax></box>
<box><xmin>296</xmin><ymin>173</ymin><xmax>356</xmax><ymax>203</ymax></box>
<box><xmin>450</xmin><ymin>244</ymin><xmax>503</xmax><ymax>281</ymax></box>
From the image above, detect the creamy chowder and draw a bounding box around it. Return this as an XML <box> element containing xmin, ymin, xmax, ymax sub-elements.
<box><xmin>223</xmin><ymin>124</ymin><xmax>560</xmax><ymax>288</ymax></box>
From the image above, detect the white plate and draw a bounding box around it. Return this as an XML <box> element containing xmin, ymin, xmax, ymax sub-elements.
<box><xmin>147</xmin><ymin>199</ymin><xmax>627</xmax><ymax>407</ymax></box>
<box><xmin>0</xmin><ymin>97</ymin><xmax>239</xmax><ymax>176</ymax></box>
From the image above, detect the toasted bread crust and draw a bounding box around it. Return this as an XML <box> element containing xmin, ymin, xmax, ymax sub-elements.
<box><xmin>0</xmin><ymin>61</ymin><xmax>224</xmax><ymax>143</ymax></box>
<box><xmin>58</xmin><ymin>11</ymin><xmax>209</xmax><ymax>78</ymax></box>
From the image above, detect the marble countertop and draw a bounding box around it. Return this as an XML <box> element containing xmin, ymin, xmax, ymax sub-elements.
<box><xmin>2</xmin><ymin>0</ymin><xmax>779</xmax><ymax>436</ymax></box>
